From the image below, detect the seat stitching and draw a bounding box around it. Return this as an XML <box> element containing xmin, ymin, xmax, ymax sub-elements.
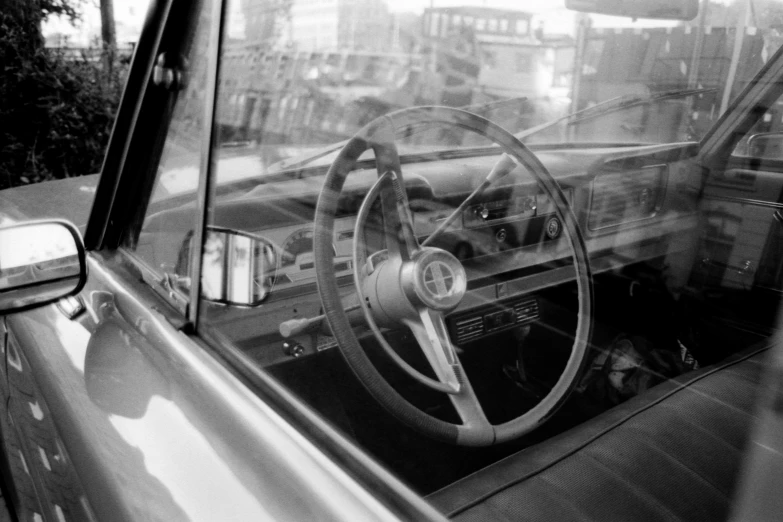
<box><xmin>619</xmin><ymin>424</ymin><xmax>734</xmax><ymax>499</ymax></box>
<box><xmin>656</xmin><ymin>403</ymin><xmax>748</xmax><ymax>451</ymax></box>
<box><xmin>534</xmin><ymin>474</ymin><xmax>600</xmax><ymax>522</ymax></box>
<box><xmin>474</xmin><ymin>497</ymin><xmax>516</xmax><ymax>522</ymax></box>
<box><xmin>666</xmin><ymin>384</ymin><xmax>760</xmax><ymax>422</ymax></box>
<box><xmin>720</xmin><ymin>364</ymin><xmax>765</xmax><ymax>384</ymax></box>
<box><xmin>580</xmin><ymin>451</ymin><xmax>683</xmax><ymax>522</ymax></box>
<box><xmin>478</xmin><ymin>476</ymin><xmax>588</xmax><ymax>522</ymax></box>
<box><xmin>436</xmin><ymin>344</ymin><xmax>771</xmax><ymax>517</ymax></box>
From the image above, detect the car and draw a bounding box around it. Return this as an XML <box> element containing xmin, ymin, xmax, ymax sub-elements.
<box><xmin>1</xmin><ymin>0</ymin><xmax>783</xmax><ymax>520</ymax></box>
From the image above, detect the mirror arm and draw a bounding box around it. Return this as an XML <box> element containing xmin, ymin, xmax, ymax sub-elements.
<box><xmin>159</xmin><ymin>272</ymin><xmax>191</xmax><ymax>317</ymax></box>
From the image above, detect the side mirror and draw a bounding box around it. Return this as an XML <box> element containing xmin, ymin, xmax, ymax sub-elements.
<box><xmin>0</xmin><ymin>220</ymin><xmax>87</xmax><ymax>314</ymax></box>
<box><xmin>565</xmin><ymin>0</ymin><xmax>699</xmax><ymax>21</ymax></box>
<box><xmin>199</xmin><ymin>227</ymin><xmax>277</xmax><ymax>306</ymax></box>
<box><xmin>747</xmin><ymin>132</ymin><xmax>783</xmax><ymax>160</ymax></box>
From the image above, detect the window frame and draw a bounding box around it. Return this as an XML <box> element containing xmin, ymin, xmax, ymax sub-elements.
<box><xmin>83</xmin><ymin>0</ymin><xmax>442</xmax><ymax>517</ymax></box>
<box><xmin>86</xmin><ymin>0</ymin><xmax>223</xmax><ymax>323</ymax></box>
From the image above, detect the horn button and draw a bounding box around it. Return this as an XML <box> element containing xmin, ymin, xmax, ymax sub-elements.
<box><xmin>408</xmin><ymin>248</ymin><xmax>467</xmax><ymax>311</ymax></box>
<box><xmin>364</xmin><ymin>248</ymin><xmax>468</xmax><ymax>325</ymax></box>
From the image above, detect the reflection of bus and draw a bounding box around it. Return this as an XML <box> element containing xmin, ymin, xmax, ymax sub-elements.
<box><xmin>216</xmin><ymin>46</ymin><xmax>427</xmax><ymax>151</ymax></box>
<box><xmin>215</xmin><ymin>29</ymin><xmax>488</xmax><ymax>158</ymax></box>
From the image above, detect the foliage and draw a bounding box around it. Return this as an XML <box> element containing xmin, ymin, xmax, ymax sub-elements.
<box><xmin>0</xmin><ymin>11</ymin><xmax>127</xmax><ymax>190</ymax></box>
<box><xmin>40</xmin><ymin>0</ymin><xmax>82</xmax><ymax>24</ymax></box>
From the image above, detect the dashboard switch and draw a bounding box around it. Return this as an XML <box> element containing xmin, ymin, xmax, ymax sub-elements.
<box><xmin>282</xmin><ymin>340</ymin><xmax>305</xmax><ymax>358</ymax></box>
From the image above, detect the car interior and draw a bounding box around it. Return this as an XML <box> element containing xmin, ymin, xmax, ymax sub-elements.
<box><xmin>131</xmin><ymin>108</ymin><xmax>782</xmax><ymax>521</ymax></box>
<box><xmin>123</xmin><ymin>0</ymin><xmax>783</xmax><ymax>519</ymax></box>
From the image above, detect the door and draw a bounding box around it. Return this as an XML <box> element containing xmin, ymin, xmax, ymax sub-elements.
<box><xmin>690</xmin><ymin>45</ymin><xmax>783</xmax><ymax>356</ymax></box>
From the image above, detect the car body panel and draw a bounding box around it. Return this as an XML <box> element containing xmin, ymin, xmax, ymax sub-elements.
<box><xmin>0</xmin><ymin>175</ymin><xmax>99</xmax><ymax>230</ymax></box>
<box><xmin>2</xmin><ymin>252</ymin><xmax>416</xmax><ymax>521</ymax></box>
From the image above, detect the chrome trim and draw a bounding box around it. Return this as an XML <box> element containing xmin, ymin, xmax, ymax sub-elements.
<box><xmin>703</xmin><ymin>194</ymin><xmax>783</xmax><ymax>209</ymax></box>
<box><xmin>190</xmin><ymin>0</ymin><xmax>228</xmax><ymax>328</ymax></box>
<box><xmin>702</xmin><ymin>258</ymin><xmax>754</xmax><ymax>276</ymax></box>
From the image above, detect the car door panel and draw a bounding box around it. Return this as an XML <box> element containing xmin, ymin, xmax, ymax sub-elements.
<box><xmin>691</xmin><ymin>159</ymin><xmax>783</xmax><ymax>332</ymax></box>
<box><xmin>2</xmin><ymin>253</ymin><xmax>401</xmax><ymax>522</ymax></box>
<box><xmin>5</xmin><ymin>331</ymin><xmax>94</xmax><ymax>522</ymax></box>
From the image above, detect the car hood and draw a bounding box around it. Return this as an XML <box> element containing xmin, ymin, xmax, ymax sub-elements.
<box><xmin>0</xmin><ymin>174</ymin><xmax>100</xmax><ymax>232</ymax></box>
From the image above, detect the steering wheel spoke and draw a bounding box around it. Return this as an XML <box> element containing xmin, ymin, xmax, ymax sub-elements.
<box><xmin>405</xmin><ymin>309</ymin><xmax>492</xmax><ymax>437</ymax></box>
<box><xmin>365</xmin><ymin>118</ymin><xmax>420</xmax><ymax>262</ymax></box>
<box><xmin>378</xmin><ymin>172</ymin><xmax>420</xmax><ymax>262</ymax></box>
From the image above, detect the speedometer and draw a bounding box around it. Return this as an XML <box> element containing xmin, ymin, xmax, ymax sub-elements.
<box><xmin>281</xmin><ymin>229</ymin><xmax>314</xmax><ymax>268</ymax></box>
<box><xmin>280</xmin><ymin>228</ymin><xmax>338</xmax><ymax>274</ymax></box>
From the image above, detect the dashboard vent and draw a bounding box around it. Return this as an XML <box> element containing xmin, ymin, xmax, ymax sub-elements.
<box><xmin>513</xmin><ymin>299</ymin><xmax>539</xmax><ymax>324</ymax></box>
<box><xmin>449</xmin><ymin>296</ymin><xmax>539</xmax><ymax>346</ymax></box>
<box><xmin>588</xmin><ymin>166</ymin><xmax>666</xmax><ymax>230</ymax></box>
<box><xmin>454</xmin><ymin>315</ymin><xmax>484</xmax><ymax>344</ymax></box>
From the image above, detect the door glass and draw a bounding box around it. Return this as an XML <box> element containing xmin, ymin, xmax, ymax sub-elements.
<box><xmin>194</xmin><ymin>0</ymin><xmax>783</xmax><ymax>510</ymax></box>
<box><xmin>125</xmin><ymin>0</ymin><xmax>215</xmax><ymax>297</ymax></box>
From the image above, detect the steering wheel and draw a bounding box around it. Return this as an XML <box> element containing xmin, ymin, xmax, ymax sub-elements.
<box><xmin>314</xmin><ymin>107</ymin><xmax>593</xmax><ymax>446</ymax></box>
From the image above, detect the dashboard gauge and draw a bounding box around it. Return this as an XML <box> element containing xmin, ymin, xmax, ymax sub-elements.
<box><xmin>545</xmin><ymin>216</ymin><xmax>562</xmax><ymax>239</ymax></box>
<box><xmin>280</xmin><ymin>227</ymin><xmax>338</xmax><ymax>275</ymax></box>
<box><xmin>281</xmin><ymin>228</ymin><xmax>314</xmax><ymax>268</ymax></box>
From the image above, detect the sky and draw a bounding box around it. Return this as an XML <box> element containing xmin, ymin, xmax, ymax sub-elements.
<box><xmin>43</xmin><ymin>0</ymin><xmax>151</xmax><ymax>46</ymax></box>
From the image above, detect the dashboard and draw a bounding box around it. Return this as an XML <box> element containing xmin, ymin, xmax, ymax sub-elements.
<box><xmin>145</xmin><ymin>142</ymin><xmax>700</xmax><ymax>365</ymax></box>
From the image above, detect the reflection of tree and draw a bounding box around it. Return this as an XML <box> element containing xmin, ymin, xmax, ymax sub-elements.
<box><xmin>203</xmin><ymin>233</ymin><xmax>225</xmax><ymax>268</ymax></box>
<box><xmin>201</xmin><ymin>233</ymin><xmax>226</xmax><ymax>299</ymax></box>
<box><xmin>0</xmin><ymin>225</ymin><xmax>77</xmax><ymax>271</ymax></box>
<box><xmin>233</xmin><ymin>243</ymin><xmax>249</xmax><ymax>262</ymax></box>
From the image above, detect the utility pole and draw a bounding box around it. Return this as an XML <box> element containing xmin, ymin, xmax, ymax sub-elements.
<box><xmin>687</xmin><ymin>0</ymin><xmax>709</xmax><ymax>88</ymax></box>
<box><xmin>100</xmin><ymin>0</ymin><xmax>117</xmax><ymax>75</ymax></box>
<box><xmin>570</xmin><ymin>13</ymin><xmax>591</xmax><ymax>115</ymax></box>
<box><xmin>721</xmin><ymin>0</ymin><xmax>750</xmax><ymax>115</ymax></box>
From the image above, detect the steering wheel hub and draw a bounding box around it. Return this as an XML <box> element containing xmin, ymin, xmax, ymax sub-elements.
<box><xmin>408</xmin><ymin>248</ymin><xmax>466</xmax><ymax>311</ymax></box>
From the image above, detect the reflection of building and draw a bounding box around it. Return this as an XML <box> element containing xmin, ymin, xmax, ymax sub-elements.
<box><xmin>227</xmin><ymin>0</ymin><xmax>294</xmax><ymax>46</ymax></box>
<box><xmin>236</xmin><ymin>0</ymin><xmax>285</xmax><ymax>44</ymax></box>
<box><xmin>217</xmin><ymin>45</ymin><xmax>423</xmax><ymax>150</ymax></box>
<box><xmin>423</xmin><ymin>7</ymin><xmax>533</xmax><ymax>42</ymax></box>
<box><xmin>422</xmin><ymin>6</ymin><xmax>573</xmax><ymax>103</ymax></box>
<box><xmin>574</xmin><ymin>26</ymin><xmax>774</xmax><ymax>140</ymax></box>
<box><xmin>287</xmin><ymin>0</ymin><xmax>392</xmax><ymax>51</ymax></box>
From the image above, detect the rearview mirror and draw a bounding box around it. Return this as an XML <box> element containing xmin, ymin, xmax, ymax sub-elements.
<box><xmin>199</xmin><ymin>227</ymin><xmax>277</xmax><ymax>306</ymax></box>
<box><xmin>0</xmin><ymin>220</ymin><xmax>87</xmax><ymax>313</ymax></box>
<box><xmin>565</xmin><ymin>0</ymin><xmax>699</xmax><ymax>21</ymax></box>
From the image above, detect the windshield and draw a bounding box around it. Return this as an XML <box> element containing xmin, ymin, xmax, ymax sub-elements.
<box><xmin>204</xmin><ymin>1</ymin><xmax>782</xmax><ymax>182</ymax></box>
<box><xmin>142</xmin><ymin>0</ymin><xmax>783</xmax><ymax>203</ymax></box>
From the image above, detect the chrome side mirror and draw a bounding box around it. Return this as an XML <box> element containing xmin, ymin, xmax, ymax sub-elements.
<box><xmin>200</xmin><ymin>227</ymin><xmax>277</xmax><ymax>306</ymax></box>
<box><xmin>0</xmin><ymin>220</ymin><xmax>87</xmax><ymax>313</ymax></box>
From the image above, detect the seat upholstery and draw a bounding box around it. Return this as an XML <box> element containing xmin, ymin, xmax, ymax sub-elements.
<box><xmin>428</xmin><ymin>344</ymin><xmax>771</xmax><ymax>521</ymax></box>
